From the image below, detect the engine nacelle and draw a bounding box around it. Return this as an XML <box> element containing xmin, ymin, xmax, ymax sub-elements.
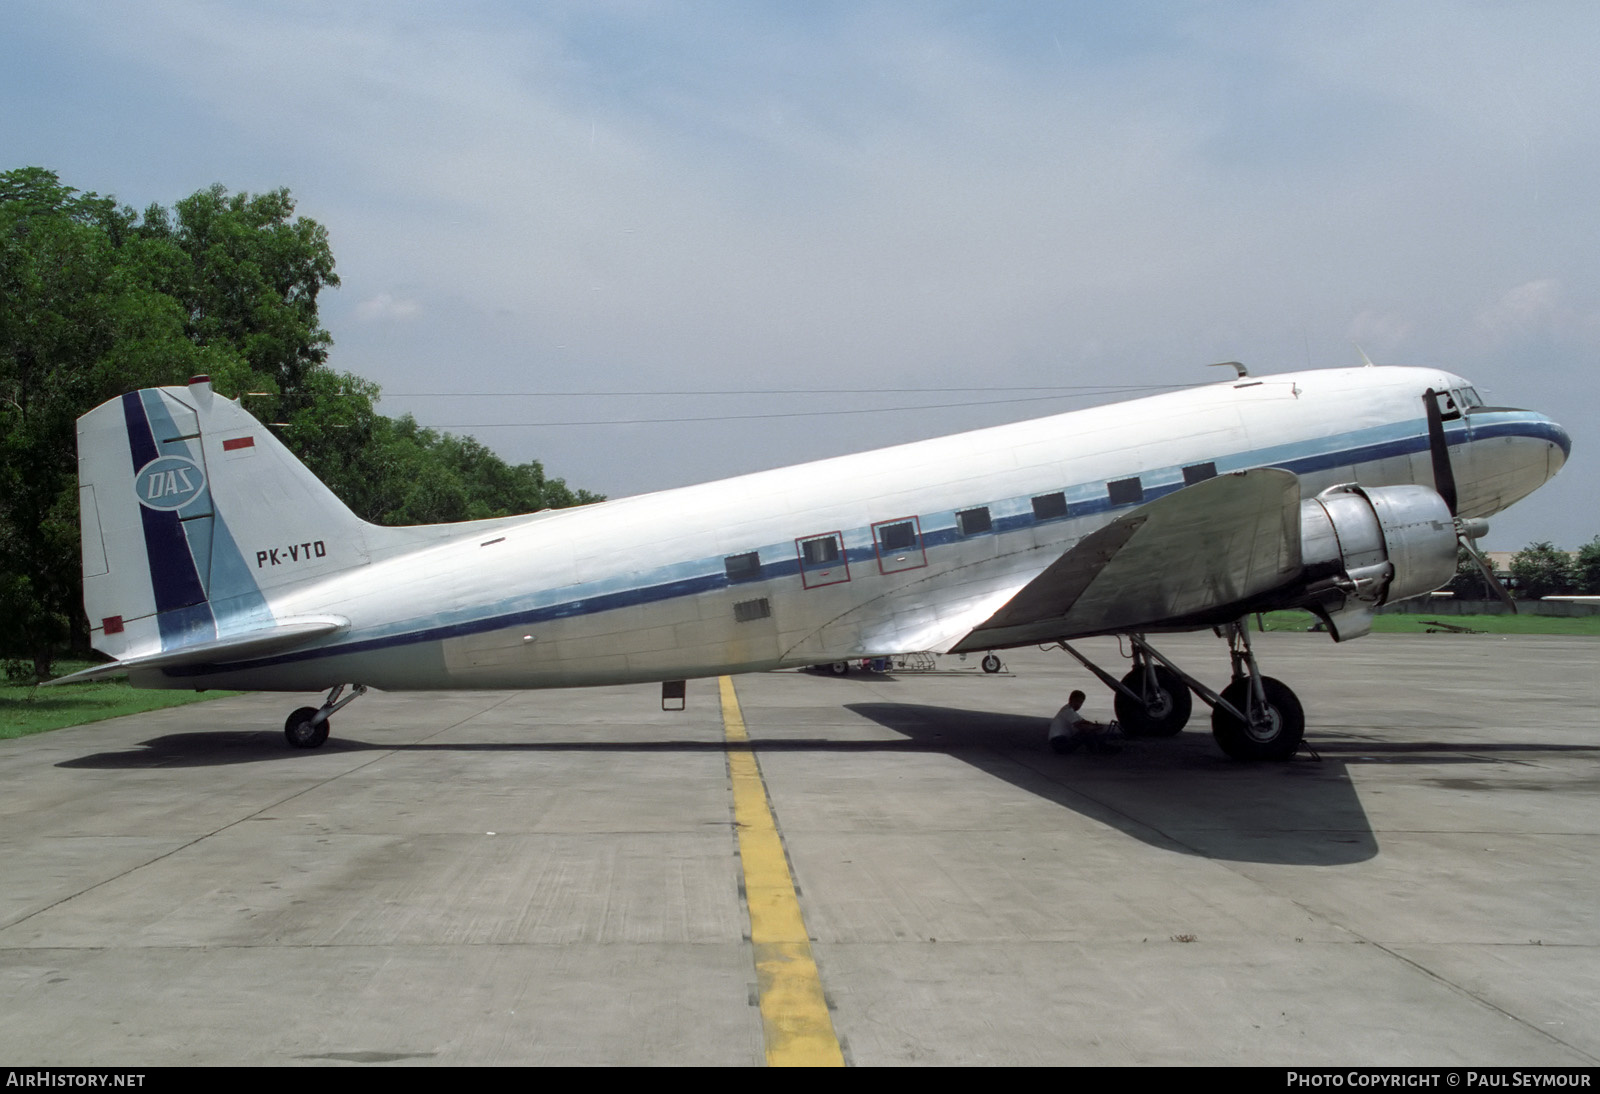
<box><xmin>1297</xmin><ymin>484</ymin><xmax>1458</xmax><ymax>640</ymax></box>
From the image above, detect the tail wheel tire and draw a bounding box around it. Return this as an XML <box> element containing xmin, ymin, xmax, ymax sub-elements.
<box><xmin>285</xmin><ymin>707</ymin><xmax>329</xmax><ymax>749</ymax></box>
<box><xmin>1211</xmin><ymin>677</ymin><xmax>1304</xmax><ymax>761</ymax></box>
<box><xmin>1113</xmin><ymin>666</ymin><xmax>1192</xmax><ymax>737</ymax></box>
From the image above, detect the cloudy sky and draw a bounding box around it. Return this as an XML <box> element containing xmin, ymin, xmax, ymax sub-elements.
<box><xmin>6</xmin><ymin>1</ymin><xmax>1595</xmax><ymax>549</ymax></box>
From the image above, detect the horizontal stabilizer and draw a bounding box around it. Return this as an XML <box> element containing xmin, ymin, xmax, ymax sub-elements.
<box><xmin>952</xmin><ymin>468</ymin><xmax>1302</xmax><ymax>650</ymax></box>
<box><xmin>43</xmin><ymin>616</ymin><xmax>349</xmax><ymax>685</ymax></box>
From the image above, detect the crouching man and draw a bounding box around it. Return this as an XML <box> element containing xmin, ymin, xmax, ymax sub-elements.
<box><xmin>1048</xmin><ymin>690</ymin><xmax>1121</xmax><ymax>755</ymax></box>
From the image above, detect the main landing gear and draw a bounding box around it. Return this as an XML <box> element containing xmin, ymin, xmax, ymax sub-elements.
<box><xmin>284</xmin><ymin>683</ymin><xmax>367</xmax><ymax>749</ymax></box>
<box><xmin>1054</xmin><ymin>621</ymin><xmax>1306</xmax><ymax>761</ymax></box>
<box><xmin>1209</xmin><ymin>624</ymin><xmax>1304</xmax><ymax>761</ymax></box>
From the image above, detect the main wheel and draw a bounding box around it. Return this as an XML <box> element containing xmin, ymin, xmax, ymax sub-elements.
<box><xmin>830</xmin><ymin>661</ymin><xmax>851</xmax><ymax>675</ymax></box>
<box><xmin>1114</xmin><ymin>665</ymin><xmax>1192</xmax><ymax>737</ymax></box>
<box><xmin>1210</xmin><ymin>677</ymin><xmax>1303</xmax><ymax>761</ymax></box>
<box><xmin>284</xmin><ymin>706</ymin><xmax>329</xmax><ymax>749</ymax></box>
<box><xmin>981</xmin><ymin>653</ymin><xmax>1003</xmax><ymax>674</ymax></box>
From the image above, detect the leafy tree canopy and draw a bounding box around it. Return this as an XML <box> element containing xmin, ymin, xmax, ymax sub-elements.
<box><xmin>1509</xmin><ymin>541</ymin><xmax>1574</xmax><ymax>600</ymax></box>
<box><xmin>1572</xmin><ymin>536</ymin><xmax>1600</xmax><ymax>596</ymax></box>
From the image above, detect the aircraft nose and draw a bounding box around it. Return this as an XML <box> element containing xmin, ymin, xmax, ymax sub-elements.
<box><xmin>1539</xmin><ymin>413</ymin><xmax>1571</xmax><ymax>475</ymax></box>
<box><xmin>1550</xmin><ymin>417</ymin><xmax>1571</xmax><ymax>468</ymax></box>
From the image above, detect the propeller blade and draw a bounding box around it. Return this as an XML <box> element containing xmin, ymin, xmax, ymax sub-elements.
<box><xmin>1457</xmin><ymin>523</ymin><xmax>1517</xmax><ymax>614</ymax></box>
<box><xmin>1424</xmin><ymin>389</ymin><xmax>1459</xmax><ymax>515</ymax></box>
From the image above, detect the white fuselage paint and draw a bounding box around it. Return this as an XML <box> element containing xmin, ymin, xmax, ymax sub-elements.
<box><xmin>140</xmin><ymin>366</ymin><xmax>1567</xmax><ymax>692</ymax></box>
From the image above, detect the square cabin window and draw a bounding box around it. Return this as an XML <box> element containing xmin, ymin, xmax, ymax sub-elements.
<box><xmin>1032</xmin><ymin>492</ymin><xmax>1068</xmax><ymax>521</ymax></box>
<box><xmin>801</xmin><ymin>535</ymin><xmax>841</xmax><ymax>566</ymax></box>
<box><xmin>1182</xmin><ymin>462</ymin><xmax>1217</xmax><ymax>486</ymax></box>
<box><xmin>1107</xmin><ymin>477</ymin><xmax>1144</xmax><ymax>506</ymax></box>
<box><xmin>877</xmin><ymin>520</ymin><xmax>917</xmax><ymax>552</ymax></box>
<box><xmin>956</xmin><ymin>507</ymin><xmax>991</xmax><ymax>536</ymax></box>
<box><xmin>724</xmin><ymin>551</ymin><xmax>761</xmax><ymax>582</ymax></box>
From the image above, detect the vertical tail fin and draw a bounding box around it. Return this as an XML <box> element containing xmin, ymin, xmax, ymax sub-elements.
<box><xmin>76</xmin><ymin>376</ymin><xmax>372</xmax><ymax>662</ymax></box>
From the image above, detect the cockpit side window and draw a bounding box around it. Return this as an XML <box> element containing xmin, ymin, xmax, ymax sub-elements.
<box><xmin>1459</xmin><ymin>386</ymin><xmax>1483</xmax><ymax>409</ymax></box>
<box><xmin>1433</xmin><ymin>389</ymin><xmax>1461</xmax><ymax>422</ymax></box>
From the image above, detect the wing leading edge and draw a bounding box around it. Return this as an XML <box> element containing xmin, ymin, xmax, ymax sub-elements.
<box><xmin>951</xmin><ymin>468</ymin><xmax>1303</xmax><ymax>651</ymax></box>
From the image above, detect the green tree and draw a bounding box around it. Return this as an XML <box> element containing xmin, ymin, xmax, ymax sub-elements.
<box><xmin>138</xmin><ymin>184</ymin><xmax>339</xmax><ymax>392</ymax></box>
<box><xmin>1509</xmin><ymin>541</ymin><xmax>1574</xmax><ymax>600</ymax></box>
<box><xmin>0</xmin><ymin>170</ymin><xmax>171</xmax><ymax>674</ymax></box>
<box><xmin>1572</xmin><ymin>536</ymin><xmax>1600</xmax><ymax>595</ymax></box>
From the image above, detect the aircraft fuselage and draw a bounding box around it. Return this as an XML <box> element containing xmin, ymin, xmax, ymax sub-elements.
<box><xmin>136</xmin><ymin>366</ymin><xmax>1566</xmax><ymax>692</ymax></box>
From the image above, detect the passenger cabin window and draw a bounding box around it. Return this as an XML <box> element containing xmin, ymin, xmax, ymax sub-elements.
<box><xmin>1107</xmin><ymin>477</ymin><xmax>1144</xmax><ymax>506</ymax></box>
<box><xmin>956</xmin><ymin>507</ymin><xmax>991</xmax><ymax>535</ymax></box>
<box><xmin>878</xmin><ymin>520</ymin><xmax>916</xmax><ymax>551</ymax></box>
<box><xmin>724</xmin><ymin>551</ymin><xmax>761</xmax><ymax>582</ymax></box>
<box><xmin>872</xmin><ymin>516</ymin><xmax>927</xmax><ymax>574</ymax></box>
<box><xmin>801</xmin><ymin>536</ymin><xmax>839</xmax><ymax>565</ymax></box>
<box><xmin>796</xmin><ymin>532</ymin><xmax>849</xmax><ymax>588</ymax></box>
<box><xmin>1182</xmin><ymin>462</ymin><xmax>1217</xmax><ymax>486</ymax></box>
<box><xmin>1032</xmin><ymin>492</ymin><xmax>1068</xmax><ymax>521</ymax></box>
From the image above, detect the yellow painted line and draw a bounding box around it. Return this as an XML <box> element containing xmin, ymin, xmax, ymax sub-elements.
<box><xmin>720</xmin><ymin>675</ymin><xmax>845</xmax><ymax>1067</ymax></box>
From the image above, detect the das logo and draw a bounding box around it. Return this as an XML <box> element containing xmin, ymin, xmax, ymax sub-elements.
<box><xmin>134</xmin><ymin>456</ymin><xmax>207</xmax><ymax>511</ymax></box>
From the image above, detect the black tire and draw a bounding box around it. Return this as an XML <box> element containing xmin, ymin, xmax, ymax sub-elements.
<box><xmin>981</xmin><ymin>653</ymin><xmax>1003</xmax><ymax>674</ymax></box>
<box><xmin>1113</xmin><ymin>665</ymin><xmax>1192</xmax><ymax>737</ymax></box>
<box><xmin>284</xmin><ymin>706</ymin><xmax>329</xmax><ymax>749</ymax></box>
<box><xmin>1211</xmin><ymin>677</ymin><xmax>1303</xmax><ymax>761</ymax></box>
<box><xmin>830</xmin><ymin>661</ymin><xmax>851</xmax><ymax>675</ymax></box>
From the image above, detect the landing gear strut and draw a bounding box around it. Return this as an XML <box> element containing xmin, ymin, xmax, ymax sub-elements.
<box><xmin>1209</xmin><ymin>623</ymin><xmax>1304</xmax><ymax>761</ymax></box>
<box><xmin>1114</xmin><ymin>657</ymin><xmax>1191</xmax><ymax>737</ymax></box>
<box><xmin>1054</xmin><ymin>623</ymin><xmax>1305</xmax><ymax>761</ymax></box>
<box><xmin>1058</xmin><ymin>635</ymin><xmax>1193</xmax><ymax>737</ymax></box>
<box><xmin>284</xmin><ymin>683</ymin><xmax>367</xmax><ymax>749</ymax></box>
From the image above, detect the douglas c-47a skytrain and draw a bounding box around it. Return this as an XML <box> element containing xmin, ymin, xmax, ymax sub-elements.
<box><xmin>53</xmin><ymin>363</ymin><xmax>1569</xmax><ymax>760</ymax></box>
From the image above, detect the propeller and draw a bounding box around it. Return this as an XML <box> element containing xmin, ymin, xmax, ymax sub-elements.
<box><xmin>1423</xmin><ymin>388</ymin><xmax>1459</xmax><ymax>514</ymax></box>
<box><xmin>1424</xmin><ymin>388</ymin><xmax>1516</xmax><ymax>612</ymax></box>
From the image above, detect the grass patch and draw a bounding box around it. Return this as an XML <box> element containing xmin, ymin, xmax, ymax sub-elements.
<box><xmin>1</xmin><ymin>661</ymin><xmax>240</xmax><ymax>740</ymax></box>
<box><xmin>1257</xmin><ymin>610</ymin><xmax>1600</xmax><ymax>636</ymax></box>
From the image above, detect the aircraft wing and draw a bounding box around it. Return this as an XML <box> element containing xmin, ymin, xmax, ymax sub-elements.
<box><xmin>42</xmin><ymin>617</ymin><xmax>349</xmax><ymax>685</ymax></box>
<box><xmin>949</xmin><ymin>468</ymin><xmax>1303</xmax><ymax>651</ymax></box>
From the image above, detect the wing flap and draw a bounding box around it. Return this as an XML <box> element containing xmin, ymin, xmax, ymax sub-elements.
<box><xmin>952</xmin><ymin>468</ymin><xmax>1302</xmax><ymax>650</ymax></box>
<box><xmin>43</xmin><ymin>616</ymin><xmax>349</xmax><ymax>685</ymax></box>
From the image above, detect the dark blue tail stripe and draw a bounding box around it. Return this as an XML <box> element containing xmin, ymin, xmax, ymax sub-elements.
<box><xmin>121</xmin><ymin>392</ymin><xmax>216</xmax><ymax>650</ymax></box>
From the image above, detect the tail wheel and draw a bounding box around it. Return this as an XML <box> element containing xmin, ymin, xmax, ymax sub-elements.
<box><xmin>1113</xmin><ymin>666</ymin><xmax>1192</xmax><ymax>737</ymax></box>
<box><xmin>284</xmin><ymin>706</ymin><xmax>329</xmax><ymax>749</ymax></box>
<box><xmin>1211</xmin><ymin>677</ymin><xmax>1304</xmax><ymax>761</ymax></box>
